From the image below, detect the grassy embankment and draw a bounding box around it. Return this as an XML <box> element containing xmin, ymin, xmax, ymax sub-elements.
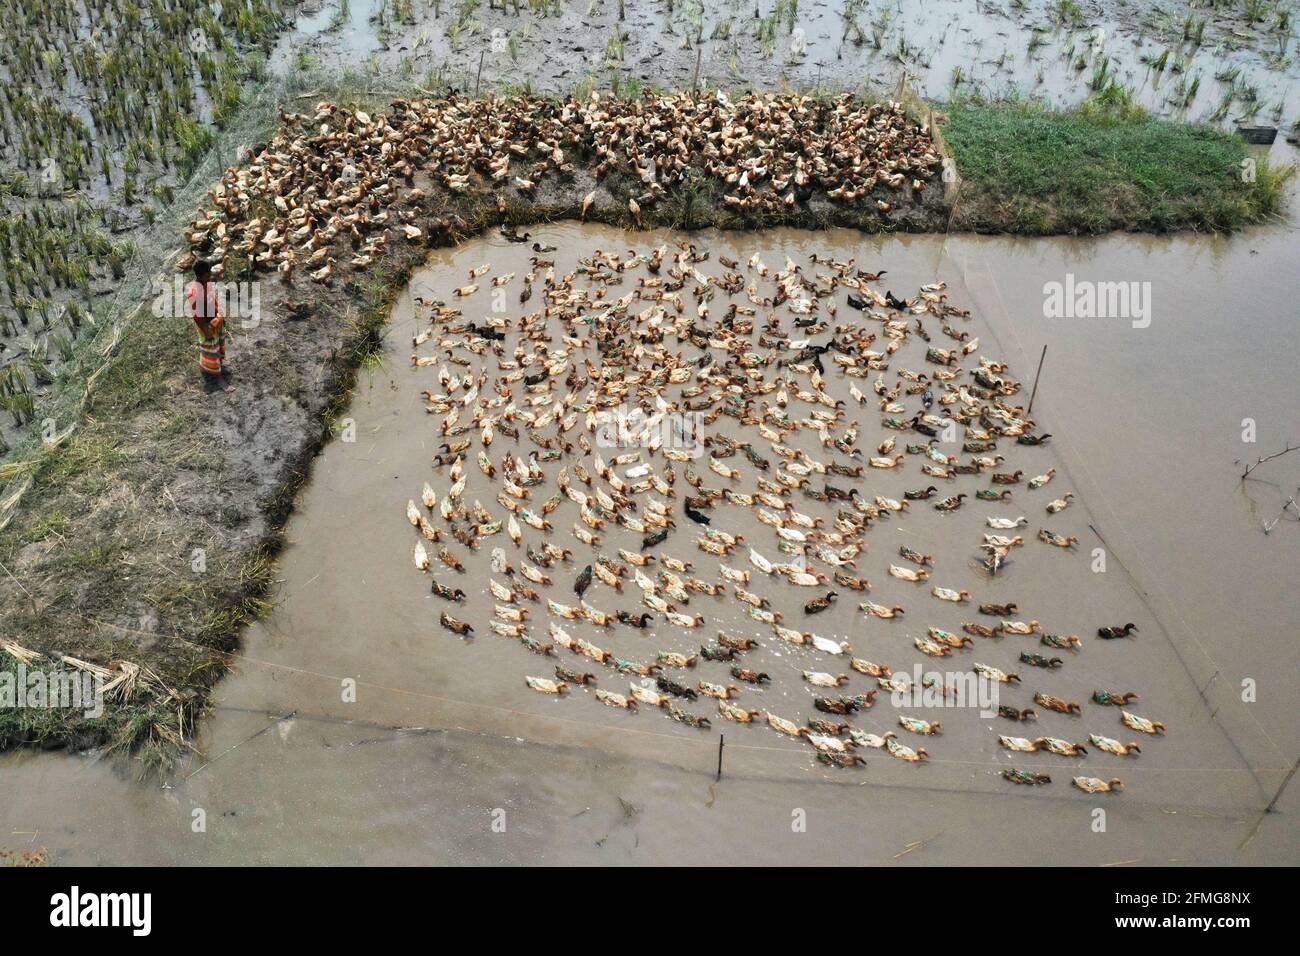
<box><xmin>943</xmin><ymin>95</ymin><xmax>1293</xmax><ymax>234</ymax></box>
<box><xmin>0</xmin><ymin>85</ymin><xmax>1292</xmax><ymax>771</ymax></box>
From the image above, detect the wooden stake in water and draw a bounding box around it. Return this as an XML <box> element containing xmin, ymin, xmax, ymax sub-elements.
<box><xmin>1027</xmin><ymin>344</ymin><xmax>1047</xmax><ymax>415</ymax></box>
<box><xmin>1265</xmin><ymin>758</ymin><xmax>1299</xmax><ymax>814</ymax></box>
<box><xmin>1240</xmin><ymin>756</ymin><xmax>1300</xmax><ymax>850</ymax></box>
<box><xmin>716</xmin><ymin>734</ymin><xmax>725</xmax><ymax>781</ymax></box>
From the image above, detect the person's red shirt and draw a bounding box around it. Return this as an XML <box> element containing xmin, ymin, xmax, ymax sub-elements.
<box><xmin>185</xmin><ymin>279</ymin><xmax>223</xmax><ymax>336</ymax></box>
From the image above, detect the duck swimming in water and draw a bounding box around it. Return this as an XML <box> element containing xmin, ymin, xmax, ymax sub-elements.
<box><xmin>556</xmin><ymin>665</ymin><xmax>596</xmax><ymax>685</ymax></box>
<box><xmin>898</xmin><ymin>545</ymin><xmax>934</xmax><ymax>567</ymax></box>
<box><xmin>889</xmin><ymin>564</ymin><xmax>930</xmax><ymax>583</ymax></box>
<box><xmin>1098</xmin><ymin>623</ymin><xmax>1138</xmax><ymax>639</ymax></box>
<box><xmin>489</xmin><ymin>619</ymin><xmax>527</xmax><ymax>640</ymax></box>
<box><xmin>1120</xmin><ymin>710</ymin><xmax>1166</xmax><ymax>735</ymax></box>
<box><xmin>814</xmin><ymin>693</ymin><xmax>874</xmax><ymax>715</ymax></box>
<box><xmin>998</xmin><ymin>706</ymin><xmax>1037</xmax><ymax>722</ymax></box>
<box><xmin>886</xmin><ymin>736</ymin><xmax>929</xmax><ymax>762</ymax></box>
<box><xmin>804</xmin><ymin>591</ymin><xmax>838</xmax><ymax>614</ymax></box>
<box><xmin>684</xmin><ymin>505</ymin><xmax>711</xmax><ymax>525</ymax></box>
<box><xmin>667</xmin><ymin>704</ymin><xmax>711</xmax><ymax>729</ymax></box>
<box><xmin>525</xmin><ymin>676</ymin><xmax>567</xmax><ymax>694</ymax></box>
<box><xmin>1090</xmin><ymin>734</ymin><xmax>1141</xmax><ymax>756</ymax></box>
<box><xmin>807</xmin><ymin>718</ymin><xmax>851</xmax><ymax>738</ymax></box>
<box><xmin>655</xmin><ymin>676</ymin><xmax>697</xmax><ymax>699</ymax></box>
<box><xmin>1037</xmin><ymin>737</ymin><xmax>1088</xmax><ymax>757</ymax></box>
<box><xmin>699</xmin><ymin>643</ymin><xmax>738</xmax><ymax>662</ymax></box>
<box><xmin>803</xmin><ymin>670</ymin><xmax>849</xmax><ymax>688</ymax></box>
<box><xmin>1046</xmin><ymin>493</ymin><xmax>1074</xmax><ymax>514</ymax></box>
<box><xmin>413</xmin><ymin>541</ymin><xmax>431</xmax><ymax>572</ymax></box>
<box><xmin>903</xmin><ymin>485</ymin><xmax>938</xmax><ymax>501</ymax></box>
<box><xmin>862</xmin><ymin>601</ymin><xmax>905</xmax><ymax>619</ymax></box>
<box><xmin>665</xmin><ymin>611</ymin><xmax>705</xmax><ymax>628</ymax></box>
<box><xmin>979</xmin><ymin>602</ymin><xmax>1018</xmax><ymax>617</ymax></box>
<box><xmin>987</xmin><ymin>516</ymin><xmax>1028</xmax><ymax>530</ymax></box>
<box><xmin>630</xmin><ymin>683</ymin><xmax>673</xmax><ymax>708</ymax></box>
<box><xmin>717</xmin><ymin>632</ymin><xmax>760</xmax><ymax>650</ymax></box>
<box><xmin>850</xmin><ymin>658</ymin><xmax>892</xmax><ymax>678</ymax></box>
<box><xmin>699</xmin><ymin>680</ymin><xmax>741</xmax><ymax>700</ymax></box>
<box><xmin>806</xmin><ymin>729</ymin><xmax>854</xmax><ymax>754</ymax></box>
<box><xmin>1034</xmin><ymin>692</ymin><xmax>1081</xmax><ymax>714</ymax></box>
<box><xmin>594</xmin><ymin>689</ymin><xmax>637</xmax><ymax>710</ymax></box>
<box><xmin>846</xmin><ymin>729</ymin><xmax>893</xmax><ymax>749</ymax></box>
<box><xmin>1072</xmin><ymin>776</ymin><xmax>1122</xmax><ymax>794</ymax></box>
<box><xmin>656</xmin><ymin>652</ymin><xmax>698</xmax><ymax>669</ymax></box>
<box><xmin>974</xmin><ymin>663</ymin><xmax>1020</xmax><ymax>683</ymax></box>
<box><xmin>766</xmin><ymin>712</ymin><xmax>807</xmax><ymax>737</ymax></box>
<box><xmin>914</xmin><ymin>636</ymin><xmax>951</xmax><ymax>657</ymax></box>
<box><xmin>898</xmin><ymin>715</ymin><xmax>941</xmax><ymax>735</ymax></box>
<box><xmin>574</xmin><ymin>564</ymin><xmax>593</xmax><ymax>597</ymax></box>
<box><xmin>718</xmin><ymin>699</ymin><xmax>761</xmax><ymax>723</ymax></box>
<box><xmin>833</xmin><ymin>570</ymin><xmax>872</xmax><ymax>591</ymax></box>
<box><xmin>1041</xmin><ymin>633</ymin><xmax>1082</xmax><ymax>650</ymax></box>
<box><xmin>1092</xmin><ymin>689</ymin><xmax>1139</xmax><ymax>706</ymax></box>
<box><xmin>1027</xmin><ymin>469</ymin><xmax>1056</xmax><ymax>490</ymax></box>
<box><xmin>1038</xmin><ymin>529</ymin><xmax>1077</xmax><ymax>548</ymax></box>
<box><xmin>431</xmin><ymin>580</ymin><xmax>466</xmax><ymax>603</ymax></box>
<box><xmin>1002</xmin><ymin>768</ymin><xmax>1051</xmax><ymax>786</ymax></box>
<box><xmin>440</xmin><ymin>612</ymin><xmax>473</xmax><ymax>636</ymax></box>
<box><xmin>1020</xmin><ymin>652</ymin><xmax>1063</xmax><ymax>670</ymax></box>
<box><xmin>818</xmin><ymin>751</ymin><xmax>867</xmax><ymax>768</ymax></box>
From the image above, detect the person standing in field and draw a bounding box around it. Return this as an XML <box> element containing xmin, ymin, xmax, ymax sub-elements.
<box><xmin>186</xmin><ymin>260</ymin><xmax>235</xmax><ymax>394</ymax></box>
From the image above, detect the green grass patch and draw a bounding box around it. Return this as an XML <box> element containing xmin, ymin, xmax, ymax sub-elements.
<box><xmin>943</xmin><ymin>95</ymin><xmax>1293</xmax><ymax>234</ymax></box>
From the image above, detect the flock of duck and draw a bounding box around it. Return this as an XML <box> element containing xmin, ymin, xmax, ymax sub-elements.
<box><xmin>401</xmin><ymin>236</ymin><xmax>1164</xmax><ymax>797</ymax></box>
<box><xmin>179</xmin><ymin>92</ymin><xmax>940</xmax><ymax>281</ymax></box>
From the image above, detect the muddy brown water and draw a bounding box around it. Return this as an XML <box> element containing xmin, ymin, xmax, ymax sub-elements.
<box><xmin>2</xmin><ymin>224</ymin><xmax>1296</xmax><ymax>865</ymax></box>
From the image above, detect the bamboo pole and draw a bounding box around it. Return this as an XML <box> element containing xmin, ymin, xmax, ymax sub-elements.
<box><xmin>1027</xmin><ymin>345</ymin><xmax>1047</xmax><ymax>414</ymax></box>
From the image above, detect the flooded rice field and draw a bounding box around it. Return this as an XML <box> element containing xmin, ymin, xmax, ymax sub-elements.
<box><xmin>277</xmin><ymin>0</ymin><xmax>1300</xmax><ymax>130</ymax></box>
<box><xmin>1</xmin><ymin>223</ymin><xmax>1296</xmax><ymax>865</ymax></box>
